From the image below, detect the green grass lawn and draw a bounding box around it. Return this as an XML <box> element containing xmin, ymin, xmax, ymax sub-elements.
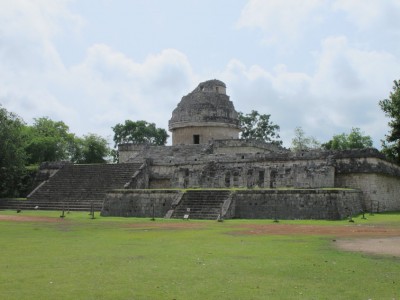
<box><xmin>0</xmin><ymin>210</ymin><xmax>399</xmax><ymax>300</ymax></box>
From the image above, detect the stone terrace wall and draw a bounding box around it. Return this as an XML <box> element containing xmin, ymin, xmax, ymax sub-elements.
<box><xmin>333</xmin><ymin>151</ymin><xmax>400</xmax><ymax>212</ymax></box>
<box><xmin>101</xmin><ymin>190</ymin><xmax>181</xmax><ymax>217</ymax></box>
<box><xmin>335</xmin><ymin>173</ymin><xmax>400</xmax><ymax>212</ymax></box>
<box><xmin>233</xmin><ymin>189</ymin><xmax>362</xmax><ymax>220</ymax></box>
<box><xmin>119</xmin><ymin>144</ymin><xmax>392</xmax><ymax>167</ymax></box>
<box><xmin>334</xmin><ymin>156</ymin><xmax>400</xmax><ymax>177</ymax></box>
<box><xmin>212</xmin><ymin>139</ymin><xmax>283</xmax><ymax>154</ymax></box>
<box><xmin>117</xmin><ymin>145</ymin><xmax>400</xmax><ymax>213</ymax></box>
<box><xmin>165</xmin><ymin>160</ymin><xmax>334</xmax><ymax>189</ymax></box>
<box><xmin>118</xmin><ymin>144</ymin><xmax>209</xmax><ymax>164</ymax></box>
<box><xmin>101</xmin><ymin>189</ymin><xmax>362</xmax><ymax>220</ymax></box>
<box><xmin>118</xmin><ymin>144</ymin><xmax>147</xmax><ymax>163</ymax></box>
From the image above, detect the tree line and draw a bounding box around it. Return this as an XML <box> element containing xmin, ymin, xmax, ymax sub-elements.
<box><xmin>238</xmin><ymin>111</ymin><xmax>374</xmax><ymax>151</ymax></box>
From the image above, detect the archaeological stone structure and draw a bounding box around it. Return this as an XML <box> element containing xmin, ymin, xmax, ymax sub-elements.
<box><xmin>169</xmin><ymin>79</ymin><xmax>241</xmax><ymax>145</ymax></box>
<box><xmin>8</xmin><ymin>79</ymin><xmax>400</xmax><ymax>220</ymax></box>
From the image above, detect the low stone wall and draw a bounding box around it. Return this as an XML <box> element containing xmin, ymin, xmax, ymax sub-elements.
<box><xmin>233</xmin><ymin>189</ymin><xmax>362</xmax><ymax>220</ymax></box>
<box><xmin>101</xmin><ymin>190</ymin><xmax>181</xmax><ymax>217</ymax></box>
<box><xmin>335</xmin><ymin>173</ymin><xmax>400</xmax><ymax>212</ymax></box>
<box><xmin>102</xmin><ymin>188</ymin><xmax>362</xmax><ymax>220</ymax></box>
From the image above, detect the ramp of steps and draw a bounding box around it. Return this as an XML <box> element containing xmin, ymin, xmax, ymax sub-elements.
<box><xmin>23</xmin><ymin>163</ymin><xmax>142</xmax><ymax>211</ymax></box>
<box><xmin>172</xmin><ymin>190</ymin><xmax>231</xmax><ymax>220</ymax></box>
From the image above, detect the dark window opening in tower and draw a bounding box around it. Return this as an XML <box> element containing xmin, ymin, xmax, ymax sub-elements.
<box><xmin>193</xmin><ymin>135</ymin><xmax>200</xmax><ymax>144</ymax></box>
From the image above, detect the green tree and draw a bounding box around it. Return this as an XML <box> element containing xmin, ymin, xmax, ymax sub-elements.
<box><xmin>291</xmin><ymin>127</ymin><xmax>320</xmax><ymax>151</ymax></box>
<box><xmin>73</xmin><ymin>134</ymin><xmax>111</xmax><ymax>164</ymax></box>
<box><xmin>322</xmin><ymin>128</ymin><xmax>373</xmax><ymax>150</ymax></box>
<box><xmin>238</xmin><ymin>110</ymin><xmax>282</xmax><ymax>145</ymax></box>
<box><xmin>379</xmin><ymin>79</ymin><xmax>400</xmax><ymax>163</ymax></box>
<box><xmin>0</xmin><ymin>105</ymin><xmax>27</xmax><ymax>197</ymax></box>
<box><xmin>24</xmin><ymin>117</ymin><xmax>76</xmax><ymax>164</ymax></box>
<box><xmin>112</xmin><ymin>120</ymin><xmax>169</xmax><ymax>147</ymax></box>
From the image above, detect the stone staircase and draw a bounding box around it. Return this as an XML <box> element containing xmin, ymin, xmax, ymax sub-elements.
<box><xmin>0</xmin><ymin>163</ymin><xmax>142</xmax><ymax>211</ymax></box>
<box><xmin>172</xmin><ymin>190</ymin><xmax>231</xmax><ymax>220</ymax></box>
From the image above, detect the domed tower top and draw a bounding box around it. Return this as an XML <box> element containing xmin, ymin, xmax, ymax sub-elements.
<box><xmin>169</xmin><ymin>79</ymin><xmax>241</xmax><ymax>145</ymax></box>
<box><xmin>197</xmin><ymin>79</ymin><xmax>227</xmax><ymax>94</ymax></box>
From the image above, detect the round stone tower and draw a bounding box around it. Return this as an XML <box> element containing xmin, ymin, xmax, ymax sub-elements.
<box><xmin>169</xmin><ymin>79</ymin><xmax>241</xmax><ymax>145</ymax></box>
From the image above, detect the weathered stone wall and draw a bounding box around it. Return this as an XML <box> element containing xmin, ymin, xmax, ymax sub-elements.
<box><xmin>171</xmin><ymin>125</ymin><xmax>240</xmax><ymax>145</ymax></box>
<box><xmin>101</xmin><ymin>189</ymin><xmax>362</xmax><ymax>220</ymax></box>
<box><xmin>233</xmin><ymin>189</ymin><xmax>362</xmax><ymax>220</ymax></box>
<box><xmin>335</xmin><ymin>173</ymin><xmax>400</xmax><ymax>212</ymax></box>
<box><xmin>149</xmin><ymin>178</ymin><xmax>171</xmax><ymax>189</ymax></box>
<box><xmin>118</xmin><ymin>144</ymin><xmax>148</xmax><ymax>163</ymax></box>
<box><xmin>118</xmin><ymin>144</ymin><xmax>208</xmax><ymax>164</ymax></box>
<box><xmin>101</xmin><ymin>190</ymin><xmax>181</xmax><ymax>217</ymax></box>
<box><xmin>124</xmin><ymin>161</ymin><xmax>150</xmax><ymax>189</ymax></box>
<box><xmin>116</xmin><ymin>144</ymin><xmax>400</xmax><ymax>215</ymax></box>
<box><xmin>166</xmin><ymin>161</ymin><xmax>334</xmax><ymax>189</ymax></box>
<box><xmin>212</xmin><ymin>139</ymin><xmax>281</xmax><ymax>154</ymax></box>
<box><xmin>334</xmin><ymin>156</ymin><xmax>400</xmax><ymax>177</ymax></box>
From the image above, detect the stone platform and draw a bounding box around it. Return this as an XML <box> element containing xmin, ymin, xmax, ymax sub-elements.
<box><xmin>101</xmin><ymin>188</ymin><xmax>362</xmax><ymax>220</ymax></box>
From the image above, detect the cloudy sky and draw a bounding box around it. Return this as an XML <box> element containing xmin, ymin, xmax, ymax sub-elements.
<box><xmin>1</xmin><ymin>0</ymin><xmax>399</xmax><ymax>148</ymax></box>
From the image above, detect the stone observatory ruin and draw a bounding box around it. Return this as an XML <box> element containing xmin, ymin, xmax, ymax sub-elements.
<box><xmin>168</xmin><ymin>79</ymin><xmax>241</xmax><ymax>145</ymax></box>
<box><xmin>18</xmin><ymin>79</ymin><xmax>400</xmax><ymax>220</ymax></box>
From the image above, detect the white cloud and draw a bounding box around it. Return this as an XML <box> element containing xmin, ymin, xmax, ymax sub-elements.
<box><xmin>237</xmin><ymin>0</ymin><xmax>326</xmax><ymax>44</ymax></box>
<box><xmin>312</xmin><ymin>36</ymin><xmax>399</xmax><ymax>98</ymax></box>
<box><xmin>1</xmin><ymin>0</ymin><xmax>398</xmax><ymax>150</ymax></box>
<box><xmin>0</xmin><ymin>0</ymin><xmax>83</xmax><ymax>70</ymax></box>
<box><xmin>308</xmin><ymin>36</ymin><xmax>399</xmax><ymax>144</ymax></box>
<box><xmin>0</xmin><ymin>0</ymin><xmax>82</xmax><ymax>39</ymax></box>
<box><xmin>0</xmin><ymin>0</ymin><xmax>197</xmax><ymax>144</ymax></box>
<box><xmin>66</xmin><ymin>45</ymin><xmax>196</xmax><ymax>138</ymax></box>
<box><xmin>237</xmin><ymin>0</ymin><xmax>400</xmax><ymax>54</ymax></box>
<box><xmin>0</xmin><ymin>0</ymin><xmax>81</xmax><ymax>121</ymax></box>
<box><xmin>233</xmin><ymin>0</ymin><xmax>400</xmax><ymax>147</ymax></box>
<box><xmin>221</xmin><ymin>36</ymin><xmax>400</xmax><ymax>148</ymax></box>
<box><xmin>332</xmin><ymin>0</ymin><xmax>400</xmax><ymax>30</ymax></box>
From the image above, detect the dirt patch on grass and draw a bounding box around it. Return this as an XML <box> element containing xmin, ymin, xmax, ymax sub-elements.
<box><xmin>232</xmin><ymin>223</ymin><xmax>400</xmax><ymax>257</ymax></box>
<box><xmin>231</xmin><ymin>224</ymin><xmax>400</xmax><ymax>237</ymax></box>
<box><xmin>336</xmin><ymin>237</ymin><xmax>400</xmax><ymax>257</ymax></box>
<box><xmin>0</xmin><ymin>215</ymin><xmax>65</xmax><ymax>223</ymax></box>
